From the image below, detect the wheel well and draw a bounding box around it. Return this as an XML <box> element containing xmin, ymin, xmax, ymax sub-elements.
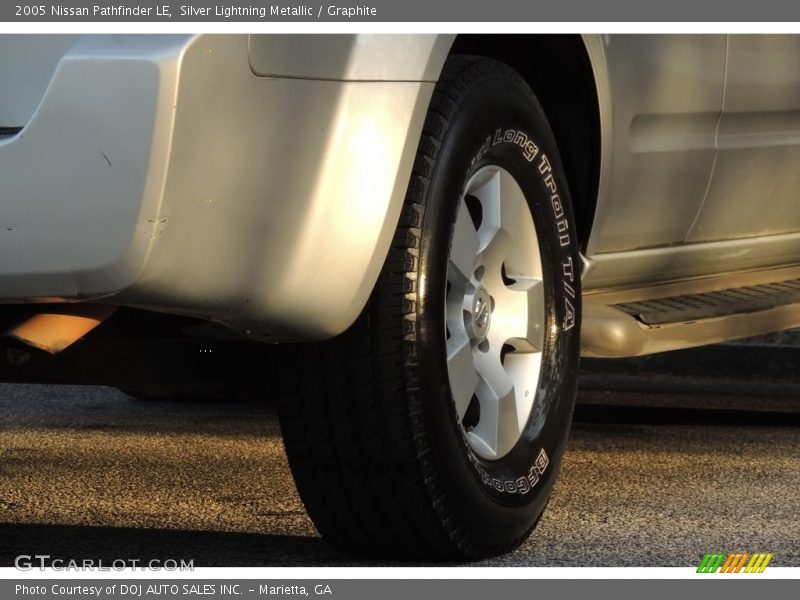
<box><xmin>449</xmin><ymin>35</ymin><xmax>600</xmax><ymax>251</ymax></box>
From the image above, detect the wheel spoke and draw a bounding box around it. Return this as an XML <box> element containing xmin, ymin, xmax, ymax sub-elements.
<box><xmin>473</xmin><ymin>343</ymin><xmax>513</xmax><ymax>400</ymax></box>
<box><xmin>471</xmin><ymin>168</ymin><xmax>527</xmax><ymax>250</ymax></box>
<box><xmin>478</xmin><ymin>228</ymin><xmax>513</xmax><ymax>276</ymax></box>
<box><xmin>498</xmin><ymin>168</ymin><xmax>527</xmax><ymax>245</ymax></box>
<box><xmin>495</xmin><ymin>386</ymin><xmax>523</xmax><ymax>458</ymax></box>
<box><xmin>490</xmin><ymin>278</ymin><xmax>545</xmax><ymax>352</ymax></box>
<box><xmin>488</xmin><ymin>285</ymin><xmax>528</xmax><ymax>345</ymax></box>
<box><xmin>525</xmin><ymin>278</ymin><xmax>546</xmax><ymax>352</ymax></box>
<box><xmin>470</xmin><ymin>169</ymin><xmax>501</xmax><ymax>249</ymax></box>
<box><xmin>446</xmin><ymin>335</ymin><xmax>479</xmax><ymax>423</ymax></box>
<box><xmin>503</xmin><ymin>352</ymin><xmax>542</xmax><ymax>431</ymax></box>
<box><xmin>448</xmin><ymin>202</ymin><xmax>480</xmax><ymax>284</ymax></box>
<box><xmin>468</xmin><ymin>380</ymin><xmax>520</xmax><ymax>459</ymax></box>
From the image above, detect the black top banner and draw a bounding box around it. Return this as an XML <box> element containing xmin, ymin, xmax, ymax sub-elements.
<box><xmin>3</xmin><ymin>0</ymin><xmax>800</xmax><ymax>22</ymax></box>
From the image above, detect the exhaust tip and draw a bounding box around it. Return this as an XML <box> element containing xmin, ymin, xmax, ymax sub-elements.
<box><xmin>3</xmin><ymin>304</ymin><xmax>117</xmax><ymax>355</ymax></box>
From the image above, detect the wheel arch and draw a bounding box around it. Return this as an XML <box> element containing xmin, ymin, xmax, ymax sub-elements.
<box><xmin>446</xmin><ymin>35</ymin><xmax>603</xmax><ymax>252</ymax></box>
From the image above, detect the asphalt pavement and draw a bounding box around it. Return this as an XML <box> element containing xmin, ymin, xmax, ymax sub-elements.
<box><xmin>1</xmin><ymin>380</ymin><xmax>798</xmax><ymax>567</ymax></box>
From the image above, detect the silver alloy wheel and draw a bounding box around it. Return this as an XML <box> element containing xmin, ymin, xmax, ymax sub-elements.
<box><xmin>445</xmin><ymin>166</ymin><xmax>546</xmax><ymax>461</ymax></box>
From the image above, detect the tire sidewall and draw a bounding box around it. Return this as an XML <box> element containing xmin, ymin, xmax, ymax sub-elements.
<box><xmin>415</xmin><ymin>67</ymin><xmax>581</xmax><ymax>545</ymax></box>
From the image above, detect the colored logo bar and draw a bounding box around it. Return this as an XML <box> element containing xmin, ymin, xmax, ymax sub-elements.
<box><xmin>697</xmin><ymin>552</ymin><xmax>773</xmax><ymax>573</ymax></box>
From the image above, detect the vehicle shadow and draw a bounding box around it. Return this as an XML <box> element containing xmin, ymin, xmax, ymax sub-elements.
<box><xmin>0</xmin><ymin>522</ymin><xmax>360</xmax><ymax>567</ymax></box>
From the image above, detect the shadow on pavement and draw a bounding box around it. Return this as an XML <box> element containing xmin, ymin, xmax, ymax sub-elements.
<box><xmin>0</xmin><ymin>523</ymin><xmax>354</xmax><ymax>567</ymax></box>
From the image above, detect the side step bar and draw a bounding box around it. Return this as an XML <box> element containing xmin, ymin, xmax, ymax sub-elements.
<box><xmin>582</xmin><ymin>277</ymin><xmax>800</xmax><ymax>358</ymax></box>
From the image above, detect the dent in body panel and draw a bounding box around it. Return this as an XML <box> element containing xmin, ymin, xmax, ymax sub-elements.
<box><xmin>583</xmin><ymin>35</ymin><xmax>726</xmax><ymax>256</ymax></box>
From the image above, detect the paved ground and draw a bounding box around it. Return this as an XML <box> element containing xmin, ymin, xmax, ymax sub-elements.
<box><xmin>0</xmin><ymin>382</ymin><xmax>798</xmax><ymax>567</ymax></box>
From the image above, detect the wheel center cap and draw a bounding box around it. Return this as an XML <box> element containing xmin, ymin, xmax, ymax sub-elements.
<box><xmin>471</xmin><ymin>287</ymin><xmax>491</xmax><ymax>339</ymax></box>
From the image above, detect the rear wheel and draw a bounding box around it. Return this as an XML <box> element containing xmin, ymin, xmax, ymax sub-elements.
<box><xmin>279</xmin><ymin>56</ymin><xmax>581</xmax><ymax>560</ymax></box>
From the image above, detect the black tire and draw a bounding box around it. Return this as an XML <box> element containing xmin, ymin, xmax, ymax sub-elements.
<box><xmin>279</xmin><ymin>55</ymin><xmax>581</xmax><ymax>560</ymax></box>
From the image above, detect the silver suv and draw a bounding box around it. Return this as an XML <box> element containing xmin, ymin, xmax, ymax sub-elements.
<box><xmin>2</xmin><ymin>34</ymin><xmax>798</xmax><ymax>560</ymax></box>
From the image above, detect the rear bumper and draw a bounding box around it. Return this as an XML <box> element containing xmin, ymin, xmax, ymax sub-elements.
<box><xmin>0</xmin><ymin>35</ymin><xmax>186</xmax><ymax>301</ymax></box>
<box><xmin>0</xmin><ymin>34</ymin><xmax>438</xmax><ymax>340</ymax></box>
